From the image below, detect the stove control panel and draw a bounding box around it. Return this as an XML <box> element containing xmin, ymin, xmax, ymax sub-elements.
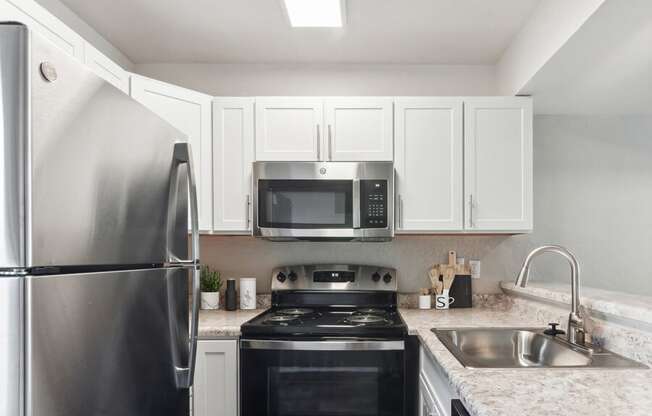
<box><xmin>271</xmin><ymin>264</ymin><xmax>397</xmax><ymax>291</ymax></box>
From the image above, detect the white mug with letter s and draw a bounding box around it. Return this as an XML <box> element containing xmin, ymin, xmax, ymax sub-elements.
<box><xmin>435</xmin><ymin>289</ymin><xmax>455</xmax><ymax>310</ymax></box>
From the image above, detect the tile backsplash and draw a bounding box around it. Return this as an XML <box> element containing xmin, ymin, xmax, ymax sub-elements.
<box><xmin>200</xmin><ymin>234</ymin><xmax>525</xmax><ymax>294</ymax></box>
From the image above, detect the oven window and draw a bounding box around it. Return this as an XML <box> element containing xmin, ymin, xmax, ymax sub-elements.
<box><xmin>258</xmin><ymin>180</ymin><xmax>353</xmax><ymax>229</ymax></box>
<box><xmin>269</xmin><ymin>367</ymin><xmax>379</xmax><ymax>416</ymax></box>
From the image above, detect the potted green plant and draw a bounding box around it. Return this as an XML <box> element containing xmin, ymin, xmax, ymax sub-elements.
<box><xmin>200</xmin><ymin>266</ymin><xmax>221</xmax><ymax>310</ymax></box>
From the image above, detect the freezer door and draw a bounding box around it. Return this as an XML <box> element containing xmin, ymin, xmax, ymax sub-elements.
<box><xmin>27</xmin><ymin>29</ymin><xmax>189</xmax><ymax>267</ymax></box>
<box><xmin>25</xmin><ymin>268</ymin><xmax>190</xmax><ymax>416</ymax></box>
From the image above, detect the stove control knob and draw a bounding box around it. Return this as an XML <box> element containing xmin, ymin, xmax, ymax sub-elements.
<box><xmin>383</xmin><ymin>273</ymin><xmax>393</xmax><ymax>283</ymax></box>
<box><xmin>372</xmin><ymin>272</ymin><xmax>381</xmax><ymax>282</ymax></box>
<box><xmin>276</xmin><ymin>272</ymin><xmax>287</xmax><ymax>283</ymax></box>
<box><xmin>288</xmin><ymin>271</ymin><xmax>298</xmax><ymax>282</ymax></box>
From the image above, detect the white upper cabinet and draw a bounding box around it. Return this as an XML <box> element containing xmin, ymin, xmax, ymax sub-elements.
<box><xmin>464</xmin><ymin>97</ymin><xmax>533</xmax><ymax>232</ymax></box>
<box><xmin>213</xmin><ymin>98</ymin><xmax>255</xmax><ymax>233</ymax></box>
<box><xmin>2</xmin><ymin>0</ymin><xmax>84</xmax><ymax>60</ymax></box>
<box><xmin>130</xmin><ymin>75</ymin><xmax>213</xmax><ymax>231</ymax></box>
<box><xmin>255</xmin><ymin>97</ymin><xmax>323</xmax><ymax>161</ymax></box>
<box><xmin>83</xmin><ymin>43</ymin><xmax>129</xmax><ymax>93</ymax></box>
<box><xmin>324</xmin><ymin>98</ymin><xmax>393</xmax><ymax>161</ymax></box>
<box><xmin>395</xmin><ymin>98</ymin><xmax>463</xmax><ymax>232</ymax></box>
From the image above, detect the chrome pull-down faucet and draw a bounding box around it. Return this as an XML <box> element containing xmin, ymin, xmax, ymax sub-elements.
<box><xmin>515</xmin><ymin>245</ymin><xmax>590</xmax><ymax>348</ymax></box>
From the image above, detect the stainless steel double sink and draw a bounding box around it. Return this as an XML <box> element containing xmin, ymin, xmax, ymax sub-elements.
<box><xmin>433</xmin><ymin>328</ymin><xmax>647</xmax><ymax>369</ymax></box>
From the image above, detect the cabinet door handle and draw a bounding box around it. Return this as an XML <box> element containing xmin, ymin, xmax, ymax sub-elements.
<box><xmin>398</xmin><ymin>194</ymin><xmax>404</xmax><ymax>229</ymax></box>
<box><xmin>328</xmin><ymin>124</ymin><xmax>333</xmax><ymax>160</ymax></box>
<box><xmin>469</xmin><ymin>194</ymin><xmax>474</xmax><ymax>228</ymax></box>
<box><xmin>316</xmin><ymin>125</ymin><xmax>321</xmax><ymax>160</ymax></box>
<box><xmin>246</xmin><ymin>194</ymin><xmax>251</xmax><ymax>228</ymax></box>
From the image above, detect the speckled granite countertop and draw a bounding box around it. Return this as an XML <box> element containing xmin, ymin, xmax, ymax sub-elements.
<box><xmin>197</xmin><ymin>306</ymin><xmax>652</xmax><ymax>415</ymax></box>
<box><xmin>198</xmin><ymin>309</ymin><xmax>262</xmax><ymax>337</ymax></box>
<box><xmin>401</xmin><ymin>308</ymin><xmax>652</xmax><ymax>416</ymax></box>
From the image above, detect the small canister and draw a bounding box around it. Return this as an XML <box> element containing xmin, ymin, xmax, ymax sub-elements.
<box><xmin>239</xmin><ymin>277</ymin><xmax>257</xmax><ymax>310</ymax></box>
<box><xmin>225</xmin><ymin>278</ymin><xmax>237</xmax><ymax>311</ymax></box>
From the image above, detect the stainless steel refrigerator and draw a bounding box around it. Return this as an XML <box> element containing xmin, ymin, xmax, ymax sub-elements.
<box><xmin>0</xmin><ymin>22</ymin><xmax>200</xmax><ymax>416</ymax></box>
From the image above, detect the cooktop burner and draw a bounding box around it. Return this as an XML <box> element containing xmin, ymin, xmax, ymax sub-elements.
<box><xmin>265</xmin><ymin>315</ymin><xmax>298</xmax><ymax>323</ymax></box>
<box><xmin>346</xmin><ymin>314</ymin><xmax>388</xmax><ymax>324</ymax></box>
<box><xmin>355</xmin><ymin>308</ymin><xmax>386</xmax><ymax>315</ymax></box>
<box><xmin>277</xmin><ymin>308</ymin><xmax>315</xmax><ymax>315</ymax></box>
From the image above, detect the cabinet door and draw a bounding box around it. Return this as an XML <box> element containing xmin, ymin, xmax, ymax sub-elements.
<box><xmin>255</xmin><ymin>97</ymin><xmax>323</xmax><ymax>161</ymax></box>
<box><xmin>324</xmin><ymin>97</ymin><xmax>393</xmax><ymax>161</ymax></box>
<box><xmin>213</xmin><ymin>98</ymin><xmax>255</xmax><ymax>233</ymax></box>
<box><xmin>464</xmin><ymin>97</ymin><xmax>533</xmax><ymax>231</ymax></box>
<box><xmin>193</xmin><ymin>340</ymin><xmax>238</xmax><ymax>416</ymax></box>
<box><xmin>84</xmin><ymin>43</ymin><xmax>129</xmax><ymax>93</ymax></box>
<box><xmin>130</xmin><ymin>75</ymin><xmax>213</xmax><ymax>231</ymax></box>
<box><xmin>2</xmin><ymin>0</ymin><xmax>84</xmax><ymax>60</ymax></box>
<box><xmin>395</xmin><ymin>98</ymin><xmax>463</xmax><ymax>232</ymax></box>
<box><xmin>419</xmin><ymin>374</ymin><xmax>442</xmax><ymax>416</ymax></box>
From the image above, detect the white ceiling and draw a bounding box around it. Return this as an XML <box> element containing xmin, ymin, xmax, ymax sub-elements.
<box><xmin>57</xmin><ymin>0</ymin><xmax>541</xmax><ymax>64</ymax></box>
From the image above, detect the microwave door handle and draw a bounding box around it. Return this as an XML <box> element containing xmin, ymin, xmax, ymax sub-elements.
<box><xmin>352</xmin><ymin>179</ymin><xmax>361</xmax><ymax>229</ymax></box>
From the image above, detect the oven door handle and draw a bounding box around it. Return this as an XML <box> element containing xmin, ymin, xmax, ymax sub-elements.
<box><xmin>240</xmin><ymin>339</ymin><xmax>404</xmax><ymax>351</ymax></box>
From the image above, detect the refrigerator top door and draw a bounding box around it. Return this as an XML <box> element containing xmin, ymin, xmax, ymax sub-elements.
<box><xmin>25</xmin><ymin>27</ymin><xmax>190</xmax><ymax>268</ymax></box>
<box><xmin>0</xmin><ymin>23</ymin><xmax>28</xmax><ymax>269</ymax></box>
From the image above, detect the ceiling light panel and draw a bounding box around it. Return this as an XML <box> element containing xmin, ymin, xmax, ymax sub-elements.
<box><xmin>283</xmin><ymin>0</ymin><xmax>345</xmax><ymax>28</ymax></box>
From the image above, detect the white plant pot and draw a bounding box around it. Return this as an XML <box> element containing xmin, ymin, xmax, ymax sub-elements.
<box><xmin>201</xmin><ymin>292</ymin><xmax>220</xmax><ymax>310</ymax></box>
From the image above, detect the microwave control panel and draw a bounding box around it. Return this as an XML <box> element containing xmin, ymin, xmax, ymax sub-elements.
<box><xmin>360</xmin><ymin>180</ymin><xmax>387</xmax><ymax>228</ymax></box>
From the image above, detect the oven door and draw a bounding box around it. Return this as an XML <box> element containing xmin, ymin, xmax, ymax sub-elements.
<box><xmin>240</xmin><ymin>339</ymin><xmax>405</xmax><ymax>416</ymax></box>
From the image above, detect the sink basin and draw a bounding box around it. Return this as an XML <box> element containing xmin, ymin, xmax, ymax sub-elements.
<box><xmin>433</xmin><ymin>328</ymin><xmax>647</xmax><ymax>369</ymax></box>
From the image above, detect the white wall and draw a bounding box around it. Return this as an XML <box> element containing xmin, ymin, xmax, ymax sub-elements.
<box><xmin>134</xmin><ymin>63</ymin><xmax>497</xmax><ymax>96</ymax></box>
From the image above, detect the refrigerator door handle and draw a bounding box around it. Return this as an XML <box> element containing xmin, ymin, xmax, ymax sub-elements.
<box><xmin>167</xmin><ymin>142</ymin><xmax>200</xmax><ymax>389</ymax></box>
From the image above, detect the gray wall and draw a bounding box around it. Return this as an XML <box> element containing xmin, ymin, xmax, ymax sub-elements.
<box><xmin>495</xmin><ymin>115</ymin><xmax>652</xmax><ymax>295</ymax></box>
<box><xmin>201</xmin><ymin>115</ymin><xmax>652</xmax><ymax>296</ymax></box>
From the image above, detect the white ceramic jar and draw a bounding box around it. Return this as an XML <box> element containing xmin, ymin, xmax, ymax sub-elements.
<box><xmin>239</xmin><ymin>277</ymin><xmax>257</xmax><ymax>309</ymax></box>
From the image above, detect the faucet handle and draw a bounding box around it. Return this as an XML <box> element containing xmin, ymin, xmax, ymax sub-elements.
<box><xmin>543</xmin><ymin>323</ymin><xmax>566</xmax><ymax>337</ymax></box>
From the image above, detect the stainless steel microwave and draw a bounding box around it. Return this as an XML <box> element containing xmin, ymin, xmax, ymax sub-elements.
<box><xmin>253</xmin><ymin>162</ymin><xmax>394</xmax><ymax>241</ymax></box>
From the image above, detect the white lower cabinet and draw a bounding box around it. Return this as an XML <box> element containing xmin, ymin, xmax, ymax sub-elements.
<box><xmin>420</xmin><ymin>346</ymin><xmax>455</xmax><ymax>416</ymax></box>
<box><xmin>193</xmin><ymin>339</ymin><xmax>238</xmax><ymax>416</ymax></box>
<box><xmin>420</xmin><ymin>374</ymin><xmax>442</xmax><ymax>416</ymax></box>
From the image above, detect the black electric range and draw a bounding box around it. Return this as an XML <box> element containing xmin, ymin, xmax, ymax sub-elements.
<box><xmin>240</xmin><ymin>264</ymin><xmax>410</xmax><ymax>416</ymax></box>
